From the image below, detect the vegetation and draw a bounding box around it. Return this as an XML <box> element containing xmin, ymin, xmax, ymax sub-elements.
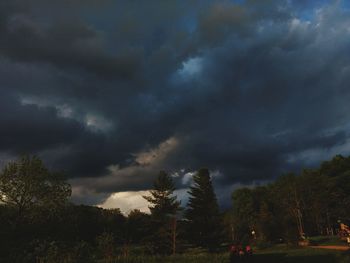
<box><xmin>0</xmin><ymin>155</ymin><xmax>71</xmax><ymax>220</ymax></box>
<box><xmin>143</xmin><ymin>171</ymin><xmax>181</xmax><ymax>254</ymax></box>
<box><xmin>229</xmin><ymin>155</ymin><xmax>350</xmax><ymax>245</ymax></box>
<box><xmin>185</xmin><ymin>168</ymin><xmax>223</xmax><ymax>251</ymax></box>
<box><xmin>0</xmin><ymin>155</ymin><xmax>349</xmax><ymax>262</ymax></box>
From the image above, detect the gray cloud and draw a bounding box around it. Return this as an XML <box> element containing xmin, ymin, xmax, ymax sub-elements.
<box><xmin>1</xmin><ymin>0</ymin><xmax>350</xmax><ymax>207</ymax></box>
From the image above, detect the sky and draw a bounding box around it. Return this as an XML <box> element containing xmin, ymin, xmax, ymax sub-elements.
<box><xmin>1</xmin><ymin>0</ymin><xmax>350</xmax><ymax>213</ymax></box>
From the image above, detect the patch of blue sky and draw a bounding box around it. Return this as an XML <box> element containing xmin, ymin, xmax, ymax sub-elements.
<box><xmin>291</xmin><ymin>0</ymin><xmax>349</xmax><ymax>21</ymax></box>
<box><xmin>340</xmin><ymin>0</ymin><xmax>350</xmax><ymax>10</ymax></box>
<box><xmin>178</xmin><ymin>57</ymin><xmax>203</xmax><ymax>78</ymax></box>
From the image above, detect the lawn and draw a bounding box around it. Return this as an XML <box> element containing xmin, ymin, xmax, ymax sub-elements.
<box><xmin>253</xmin><ymin>245</ymin><xmax>349</xmax><ymax>263</ymax></box>
<box><xmin>98</xmin><ymin>245</ymin><xmax>350</xmax><ymax>263</ymax></box>
<box><xmin>308</xmin><ymin>235</ymin><xmax>347</xmax><ymax>246</ymax></box>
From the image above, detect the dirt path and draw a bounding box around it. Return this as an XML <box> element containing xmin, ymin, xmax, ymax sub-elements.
<box><xmin>309</xmin><ymin>245</ymin><xmax>350</xmax><ymax>251</ymax></box>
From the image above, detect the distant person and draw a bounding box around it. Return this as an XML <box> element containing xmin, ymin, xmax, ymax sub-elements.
<box><xmin>245</xmin><ymin>245</ymin><xmax>252</xmax><ymax>256</ymax></box>
<box><xmin>237</xmin><ymin>244</ymin><xmax>246</xmax><ymax>261</ymax></box>
<box><xmin>229</xmin><ymin>244</ymin><xmax>238</xmax><ymax>262</ymax></box>
<box><xmin>238</xmin><ymin>245</ymin><xmax>245</xmax><ymax>258</ymax></box>
<box><xmin>229</xmin><ymin>243</ymin><xmax>253</xmax><ymax>262</ymax></box>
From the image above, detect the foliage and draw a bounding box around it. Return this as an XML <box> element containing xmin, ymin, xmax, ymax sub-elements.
<box><xmin>0</xmin><ymin>154</ymin><xmax>350</xmax><ymax>261</ymax></box>
<box><xmin>231</xmin><ymin>154</ymin><xmax>350</xmax><ymax>245</ymax></box>
<box><xmin>96</xmin><ymin>232</ymin><xmax>116</xmax><ymax>260</ymax></box>
<box><xmin>124</xmin><ymin>209</ymin><xmax>152</xmax><ymax>245</ymax></box>
<box><xmin>186</xmin><ymin>168</ymin><xmax>224</xmax><ymax>251</ymax></box>
<box><xmin>0</xmin><ymin>155</ymin><xmax>71</xmax><ymax>220</ymax></box>
<box><xmin>231</xmin><ymin>188</ymin><xmax>256</xmax><ymax>242</ymax></box>
<box><xmin>143</xmin><ymin>171</ymin><xmax>181</xmax><ymax>254</ymax></box>
<box><xmin>143</xmin><ymin>171</ymin><xmax>181</xmax><ymax>219</ymax></box>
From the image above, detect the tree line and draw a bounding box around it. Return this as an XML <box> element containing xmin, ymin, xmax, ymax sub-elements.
<box><xmin>0</xmin><ymin>154</ymin><xmax>349</xmax><ymax>262</ymax></box>
<box><xmin>230</xmin><ymin>155</ymin><xmax>350</xmax><ymax>245</ymax></box>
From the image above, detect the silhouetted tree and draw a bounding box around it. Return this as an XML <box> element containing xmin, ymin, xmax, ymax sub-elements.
<box><xmin>0</xmin><ymin>155</ymin><xmax>72</xmax><ymax>262</ymax></box>
<box><xmin>125</xmin><ymin>209</ymin><xmax>152</xmax><ymax>245</ymax></box>
<box><xmin>186</xmin><ymin>168</ymin><xmax>223</xmax><ymax>251</ymax></box>
<box><xmin>143</xmin><ymin>171</ymin><xmax>181</xmax><ymax>254</ymax></box>
<box><xmin>231</xmin><ymin>188</ymin><xmax>257</xmax><ymax>242</ymax></box>
<box><xmin>230</xmin><ymin>155</ymin><xmax>350</xmax><ymax>245</ymax></box>
<box><xmin>144</xmin><ymin>171</ymin><xmax>181</xmax><ymax>218</ymax></box>
<box><xmin>0</xmin><ymin>155</ymin><xmax>71</xmax><ymax>220</ymax></box>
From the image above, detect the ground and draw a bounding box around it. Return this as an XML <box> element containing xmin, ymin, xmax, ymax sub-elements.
<box><xmin>98</xmin><ymin>245</ymin><xmax>350</xmax><ymax>263</ymax></box>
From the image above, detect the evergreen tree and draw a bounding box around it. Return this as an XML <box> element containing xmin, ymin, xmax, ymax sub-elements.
<box><xmin>143</xmin><ymin>171</ymin><xmax>180</xmax><ymax>254</ymax></box>
<box><xmin>185</xmin><ymin>168</ymin><xmax>223</xmax><ymax>250</ymax></box>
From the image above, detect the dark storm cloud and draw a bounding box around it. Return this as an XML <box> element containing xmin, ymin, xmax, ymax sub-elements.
<box><xmin>0</xmin><ymin>93</ymin><xmax>83</xmax><ymax>153</ymax></box>
<box><xmin>1</xmin><ymin>0</ymin><xmax>350</xmax><ymax>206</ymax></box>
<box><xmin>0</xmin><ymin>13</ymin><xmax>140</xmax><ymax>79</ymax></box>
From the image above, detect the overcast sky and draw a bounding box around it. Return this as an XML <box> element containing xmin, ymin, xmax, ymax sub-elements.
<box><xmin>1</xmin><ymin>0</ymin><xmax>350</xmax><ymax>213</ymax></box>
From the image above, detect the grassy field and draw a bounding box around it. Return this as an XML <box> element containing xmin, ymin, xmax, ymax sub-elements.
<box><xmin>253</xmin><ymin>245</ymin><xmax>349</xmax><ymax>263</ymax></box>
<box><xmin>308</xmin><ymin>235</ymin><xmax>347</xmax><ymax>246</ymax></box>
<box><xmin>97</xmin><ymin>245</ymin><xmax>350</xmax><ymax>263</ymax></box>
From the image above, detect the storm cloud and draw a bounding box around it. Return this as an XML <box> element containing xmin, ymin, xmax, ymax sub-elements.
<box><xmin>1</xmin><ymin>0</ymin><xmax>350</xmax><ymax>209</ymax></box>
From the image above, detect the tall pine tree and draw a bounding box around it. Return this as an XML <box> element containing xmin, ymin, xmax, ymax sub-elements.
<box><xmin>186</xmin><ymin>168</ymin><xmax>223</xmax><ymax>250</ymax></box>
<box><xmin>143</xmin><ymin>171</ymin><xmax>181</xmax><ymax>254</ymax></box>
